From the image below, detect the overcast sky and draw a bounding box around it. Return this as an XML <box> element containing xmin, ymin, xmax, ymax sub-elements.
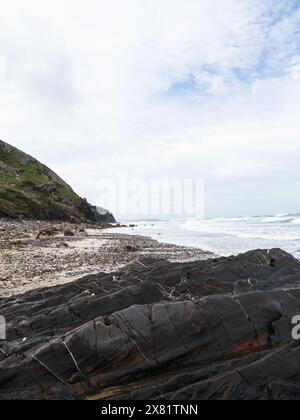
<box><xmin>0</xmin><ymin>0</ymin><xmax>300</xmax><ymax>218</ymax></box>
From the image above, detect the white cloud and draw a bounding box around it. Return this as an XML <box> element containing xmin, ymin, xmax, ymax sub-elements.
<box><xmin>0</xmin><ymin>0</ymin><xmax>300</xmax><ymax>217</ymax></box>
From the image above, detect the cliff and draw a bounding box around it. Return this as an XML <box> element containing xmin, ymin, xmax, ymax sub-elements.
<box><xmin>0</xmin><ymin>140</ymin><xmax>115</xmax><ymax>223</ymax></box>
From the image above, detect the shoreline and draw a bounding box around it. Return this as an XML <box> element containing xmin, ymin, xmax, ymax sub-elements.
<box><xmin>2</xmin><ymin>220</ymin><xmax>300</xmax><ymax>400</ymax></box>
<box><xmin>0</xmin><ymin>220</ymin><xmax>213</xmax><ymax>298</ymax></box>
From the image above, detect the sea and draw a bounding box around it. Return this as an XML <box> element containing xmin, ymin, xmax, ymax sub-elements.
<box><xmin>109</xmin><ymin>213</ymin><xmax>300</xmax><ymax>260</ymax></box>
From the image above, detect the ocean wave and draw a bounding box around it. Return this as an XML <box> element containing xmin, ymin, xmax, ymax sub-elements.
<box><xmin>182</xmin><ymin>214</ymin><xmax>298</xmax><ymax>227</ymax></box>
<box><xmin>109</xmin><ymin>215</ymin><xmax>300</xmax><ymax>259</ymax></box>
<box><xmin>177</xmin><ymin>215</ymin><xmax>300</xmax><ymax>241</ymax></box>
<box><xmin>261</xmin><ymin>216</ymin><xmax>294</xmax><ymax>223</ymax></box>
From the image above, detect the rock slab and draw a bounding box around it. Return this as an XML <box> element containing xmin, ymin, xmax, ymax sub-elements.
<box><xmin>1</xmin><ymin>248</ymin><xmax>300</xmax><ymax>400</ymax></box>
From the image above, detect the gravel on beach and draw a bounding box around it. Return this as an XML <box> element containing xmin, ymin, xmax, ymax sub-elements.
<box><xmin>0</xmin><ymin>220</ymin><xmax>213</xmax><ymax>297</ymax></box>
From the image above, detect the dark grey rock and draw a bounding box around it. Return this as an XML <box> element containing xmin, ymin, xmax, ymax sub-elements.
<box><xmin>0</xmin><ymin>248</ymin><xmax>300</xmax><ymax>400</ymax></box>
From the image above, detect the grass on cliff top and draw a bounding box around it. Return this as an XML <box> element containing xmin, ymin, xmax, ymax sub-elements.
<box><xmin>1</xmin><ymin>149</ymin><xmax>25</xmax><ymax>169</ymax></box>
<box><xmin>1</xmin><ymin>149</ymin><xmax>45</xmax><ymax>185</ymax></box>
<box><xmin>0</xmin><ymin>168</ymin><xmax>15</xmax><ymax>184</ymax></box>
<box><xmin>0</xmin><ymin>147</ymin><xmax>86</xmax><ymax>218</ymax></box>
<box><xmin>20</xmin><ymin>162</ymin><xmax>46</xmax><ymax>186</ymax></box>
<box><xmin>1</xmin><ymin>151</ymin><xmax>77</xmax><ymax>201</ymax></box>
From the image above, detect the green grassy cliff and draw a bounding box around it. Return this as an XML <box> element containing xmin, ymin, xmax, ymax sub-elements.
<box><xmin>0</xmin><ymin>140</ymin><xmax>115</xmax><ymax>223</ymax></box>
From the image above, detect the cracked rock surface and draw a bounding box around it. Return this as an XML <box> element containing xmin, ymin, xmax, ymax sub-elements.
<box><xmin>1</xmin><ymin>248</ymin><xmax>300</xmax><ymax>400</ymax></box>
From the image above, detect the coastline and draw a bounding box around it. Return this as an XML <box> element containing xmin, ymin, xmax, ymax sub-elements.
<box><xmin>0</xmin><ymin>220</ymin><xmax>213</xmax><ymax>298</ymax></box>
<box><xmin>1</xmin><ymin>243</ymin><xmax>300</xmax><ymax>400</ymax></box>
<box><xmin>2</xmin><ymin>220</ymin><xmax>300</xmax><ymax>400</ymax></box>
<box><xmin>107</xmin><ymin>216</ymin><xmax>300</xmax><ymax>261</ymax></box>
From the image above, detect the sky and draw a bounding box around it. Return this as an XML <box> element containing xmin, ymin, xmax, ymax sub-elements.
<box><xmin>0</xmin><ymin>0</ymin><xmax>300</xmax><ymax>218</ymax></box>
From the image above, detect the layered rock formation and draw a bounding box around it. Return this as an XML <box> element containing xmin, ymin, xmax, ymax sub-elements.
<box><xmin>0</xmin><ymin>140</ymin><xmax>115</xmax><ymax>223</ymax></box>
<box><xmin>1</xmin><ymin>248</ymin><xmax>300</xmax><ymax>400</ymax></box>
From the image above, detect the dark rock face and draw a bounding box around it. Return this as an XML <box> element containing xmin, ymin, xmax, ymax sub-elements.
<box><xmin>0</xmin><ymin>140</ymin><xmax>116</xmax><ymax>223</ymax></box>
<box><xmin>1</xmin><ymin>248</ymin><xmax>300</xmax><ymax>400</ymax></box>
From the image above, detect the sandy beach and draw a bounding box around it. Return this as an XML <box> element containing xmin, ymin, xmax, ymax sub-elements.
<box><xmin>0</xmin><ymin>220</ymin><xmax>213</xmax><ymax>297</ymax></box>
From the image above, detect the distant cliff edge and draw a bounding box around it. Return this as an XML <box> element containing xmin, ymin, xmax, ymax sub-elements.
<box><xmin>0</xmin><ymin>140</ymin><xmax>116</xmax><ymax>223</ymax></box>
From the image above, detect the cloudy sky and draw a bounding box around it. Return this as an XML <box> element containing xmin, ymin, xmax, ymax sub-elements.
<box><xmin>0</xmin><ymin>0</ymin><xmax>300</xmax><ymax>218</ymax></box>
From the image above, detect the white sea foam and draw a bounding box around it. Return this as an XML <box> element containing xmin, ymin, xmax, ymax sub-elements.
<box><xmin>261</xmin><ymin>215</ymin><xmax>293</xmax><ymax>223</ymax></box>
<box><xmin>110</xmin><ymin>213</ymin><xmax>300</xmax><ymax>260</ymax></box>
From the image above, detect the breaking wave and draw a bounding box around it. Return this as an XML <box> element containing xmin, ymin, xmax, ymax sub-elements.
<box><xmin>112</xmin><ymin>212</ymin><xmax>300</xmax><ymax>260</ymax></box>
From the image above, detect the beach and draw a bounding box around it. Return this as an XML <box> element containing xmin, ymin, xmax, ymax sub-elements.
<box><xmin>0</xmin><ymin>220</ymin><xmax>213</xmax><ymax>297</ymax></box>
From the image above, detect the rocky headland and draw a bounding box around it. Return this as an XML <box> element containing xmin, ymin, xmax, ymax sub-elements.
<box><xmin>0</xmin><ymin>140</ymin><xmax>115</xmax><ymax>223</ymax></box>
